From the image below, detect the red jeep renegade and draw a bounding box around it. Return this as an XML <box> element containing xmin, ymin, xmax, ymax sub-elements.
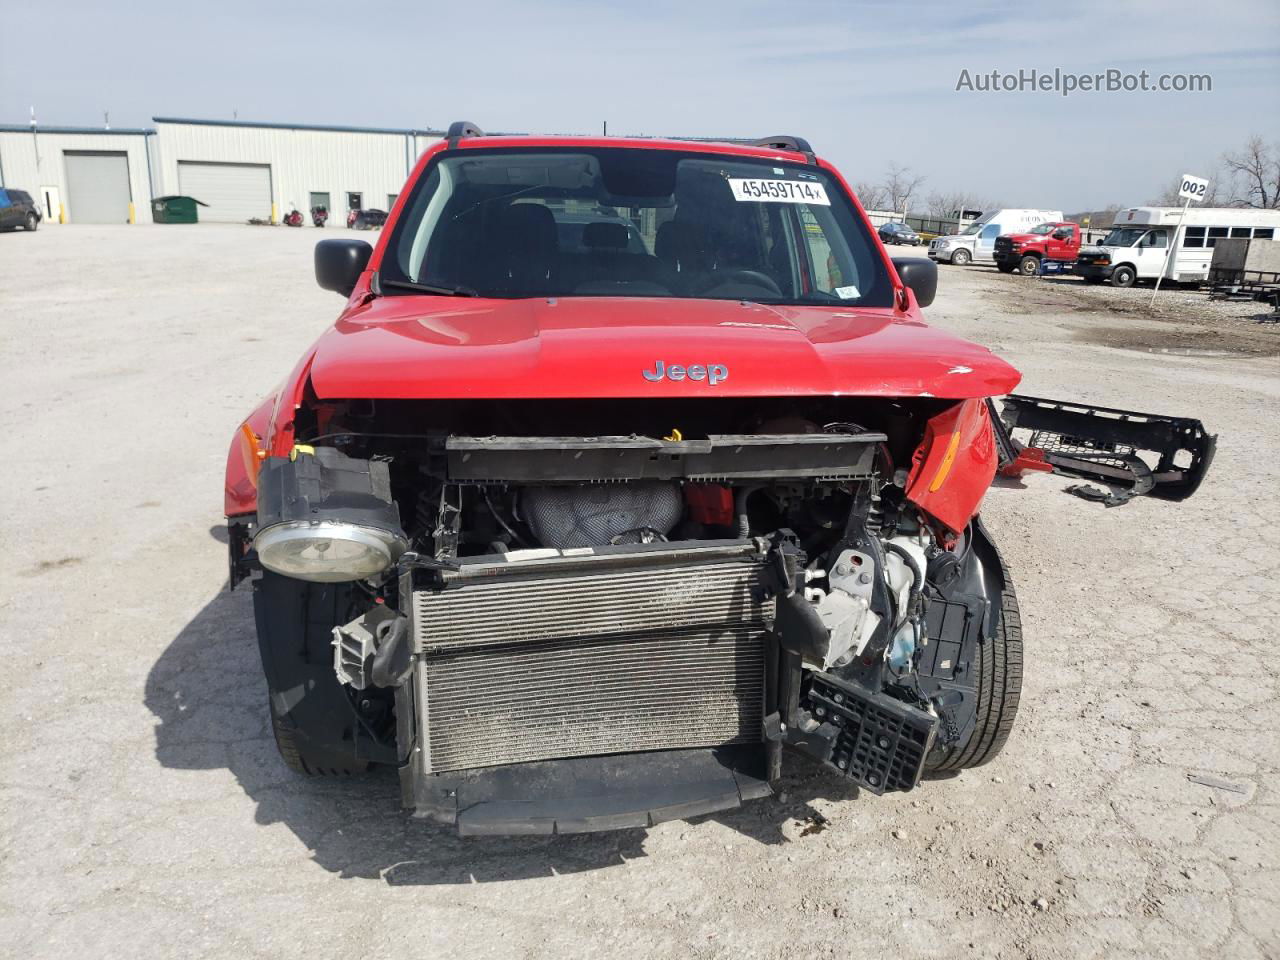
<box><xmin>225</xmin><ymin>124</ymin><xmax>1214</xmax><ymax>835</ymax></box>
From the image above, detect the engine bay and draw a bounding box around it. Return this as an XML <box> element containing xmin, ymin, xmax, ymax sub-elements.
<box><xmin>236</xmin><ymin>393</ymin><xmax>1004</xmax><ymax>822</ymax></box>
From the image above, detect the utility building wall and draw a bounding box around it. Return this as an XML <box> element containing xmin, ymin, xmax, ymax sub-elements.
<box><xmin>152</xmin><ymin>120</ymin><xmax>441</xmax><ymax>224</ymax></box>
<box><xmin>0</xmin><ymin>128</ymin><xmax>155</xmax><ymax>224</ymax></box>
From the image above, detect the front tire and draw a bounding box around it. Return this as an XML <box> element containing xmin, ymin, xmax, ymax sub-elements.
<box><xmin>926</xmin><ymin>560</ymin><xmax>1023</xmax><ymax>773</ymax></box>
<box><xmin>1018</xmin><ymin>255</ymin><xmax>1039</xmax><ymax>276</ymax></box>
<box><xmin>269</xmin><ymin>695</ymin><xmax>368</xmax><ymax>777</ymax></box>
<box><xmin>951</xmin><ymin>248</ymin><xmax>972</xmax><ymax>266</ymax></box>
<box><xmin>25</xmin><ymin>213</ymin><xmax>38</xmax><ymax>232</ymax></box>
<box><xmin>254</xmin><ymin>571</ymin><xmax>382</xmax><ymax>776</ymax></box>
<box><xmin>1111</xmin><ymin>264</ymin><xmax>1137</xmax><ymax>288</ymax></box>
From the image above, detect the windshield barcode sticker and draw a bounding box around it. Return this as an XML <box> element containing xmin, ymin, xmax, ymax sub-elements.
<box><xmin>728</xmin><ymin>178</ymin><xmax>830</xmax><ymax>205</ymax></box>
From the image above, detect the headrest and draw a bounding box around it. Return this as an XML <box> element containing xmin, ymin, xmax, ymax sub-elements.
<box><xmin>500</xmin><ymin>203</ymin><xmax>558</xmax><ymax>243</ymax></box>
<box><xmin>582</xmin><ymin>221</ymin><xmax>629</xmax><ymax>250</ymax></box>
<box><xmin>655</xmin><ymin>220</ymin><xmax>706</xmax><ymax>263</ymax></box>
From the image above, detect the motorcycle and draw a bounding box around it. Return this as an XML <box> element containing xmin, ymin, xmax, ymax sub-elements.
<box><xmin>282</xmin><ymin>208</ymin><xmax>304</xmax><ymax>228</ymax></box>
<box><xmin>310</xmin><ymin>206</ymin><xmax>329</xmax><ymax>228</ymax></box>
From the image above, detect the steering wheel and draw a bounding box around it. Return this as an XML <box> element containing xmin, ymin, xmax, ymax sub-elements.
<box><xmin>698</xmin><ymin>269</ymin><xmax>783</xmax><ymax>296</ymax></box>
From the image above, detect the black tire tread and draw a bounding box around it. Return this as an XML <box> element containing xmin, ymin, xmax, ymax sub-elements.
<box><xmin>269</xmin><ymin>697</ymin><xmax>369</xmax><ymax>777</ymax></box>
<box><xmin>929</xmin><ymin>559</ymin><xmax>1023</xmax><ymax>771</ymax></box>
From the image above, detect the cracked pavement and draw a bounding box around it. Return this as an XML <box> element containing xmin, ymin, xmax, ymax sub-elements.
<box><xmin>1</xmin><ymin>226</ymin><xmax>1276</xmax><ymax>959</ymax></box>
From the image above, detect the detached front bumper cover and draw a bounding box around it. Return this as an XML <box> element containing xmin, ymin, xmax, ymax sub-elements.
<box><xmin>994</xmin><ymin>394</ymin><xmax>1216</xmax><ymax>506</ymax></box>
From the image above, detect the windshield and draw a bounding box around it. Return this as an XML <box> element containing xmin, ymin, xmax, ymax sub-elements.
<box><xmin>1028</xmin><ymin>223</ymin><xmax>1055</xmax><ymax>235</ymax></box>
<box><xmin>382</xmin><ymin>148</ymin><xmax>892</xmax><ymax>306</ymax></box>
<box><xmin>1101</xmin><ymin>227</ymin><xmax>1146</xmax><ymax>247</ymax></box>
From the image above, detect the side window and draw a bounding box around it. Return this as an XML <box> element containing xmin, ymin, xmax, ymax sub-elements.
<box><xmin>979</xmin><ymin>223</ymin><xmax>1001</xmax><ymax>240</ymax></box>
<box><xmin>798</xmin><ymin>207</ymin><xmax>836</xmax><ymax>292</ymax></box>
<box><xmin>1142</xmin><ymin>230</ymin><xmax>1168</xmax><ymax>248</ymax></box>
<box><xmin>795</xmin><ymin>205</ymin><xmax>859</xmax><ymax>298</ymax></box>
<box><xmin>1185</xmin><ymin>226</ymin><xmax>1205</xmax><ymax>248</ymax></box>
<box><xmin>1255</xmin><ymin>228</ymin><xmax>1275</xmax><ymax>240</ymax></box>
<box><xmin>1206</xmin><ymin>226</ymin><xmax>1228</xmax><ymax>248</ymax></box>
<box><xmin>1230</xmin><ymin>227</ymin><xmax>1252</xmax><ymax>238</ymax></box>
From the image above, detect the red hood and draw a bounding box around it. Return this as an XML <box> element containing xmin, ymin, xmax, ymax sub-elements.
<box><xmin>306</xmin><ymin>296</ymin><xmax>1021</xmax><ymax>400</ymax></box>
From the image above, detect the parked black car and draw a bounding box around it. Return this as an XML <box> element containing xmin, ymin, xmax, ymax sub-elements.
<box><xmin>878</xmin><ymin>222</ymin><xmax>921</xmax><ymax>246</ymax></box>
<box><xmin>0</xmin><ymin>188</ymin><xmax>42</xmax><ymax>232</ymax></box>
<box><xmin>348</xmin><ymin>207</ymin><xmax>389</xmax><ymax>230</ymax></box>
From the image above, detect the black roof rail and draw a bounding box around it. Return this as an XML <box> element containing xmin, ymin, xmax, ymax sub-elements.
<box><xmin>751</xmin><ymin>135</ymin><xmax>816</xmax><ymax>163</ymax></box>
<box><xmin>446</xmin><ymin>121</ymin><xmax>484</xmax><ymax>147</ymax></box>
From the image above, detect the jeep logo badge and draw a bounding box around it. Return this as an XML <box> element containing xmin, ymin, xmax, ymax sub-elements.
<box><xmin>642</xmin><ymin>361</ymin><xmax>729</xmax><ymax>386</ymax></box>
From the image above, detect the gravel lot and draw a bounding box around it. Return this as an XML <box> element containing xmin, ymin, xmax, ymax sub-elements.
<box><xmin>2</xmin><ymin>226</ymin><xmax>1277</xmax><ymax>960</ymax></box>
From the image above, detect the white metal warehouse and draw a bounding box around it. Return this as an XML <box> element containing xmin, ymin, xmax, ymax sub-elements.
<box><xmin>0</xmin><ymin>117</ymin><xmax>444</xmax><ymax>224</ymax></box>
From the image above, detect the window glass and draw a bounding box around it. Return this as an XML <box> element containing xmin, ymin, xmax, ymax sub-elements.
<box><xmin>384</xmin><ymin>148</ymin><xmax>892</xmax><ymax>306</ymax></box>
<box><xmin>1255</xmin><ymin>228</ymin><xmax>1274</xmax><ymax>240</ymax></box>
<box><xmin>1230</xmin><ymin>227</ymin><xmax>1252</xmax><ymax>238</ymax></box>
<box><xmin>1141</xmin><ymin>230</ymin><xmax>1168</xmax><ymax>248</ymax></box>
<box><xmin>979</xmin><ymin>224</ymin><xmax>1001</xmax><ymax>239</ymax></box>
<box><xmin>1102</xmin><ymin>227</ymin><xmax>1146</xmax><ymax>246</ymax></box>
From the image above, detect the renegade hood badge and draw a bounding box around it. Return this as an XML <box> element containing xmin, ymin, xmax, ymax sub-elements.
<box><xmin>642</xmin><ymin>361</ymin><xmax>729</xmax><ymax>385</ymax></box>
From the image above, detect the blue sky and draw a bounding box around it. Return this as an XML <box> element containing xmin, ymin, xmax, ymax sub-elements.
<box><xmin>2</xmin><ymin>0</ymin><xmax>1277</xmax><ymax>210</ymax></box>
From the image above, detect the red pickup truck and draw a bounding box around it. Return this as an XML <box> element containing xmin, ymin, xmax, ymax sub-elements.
<box><xmin>993</xmin><ymin>222</ymin><xmax>1081</xmax><ymax>275</ymax></box>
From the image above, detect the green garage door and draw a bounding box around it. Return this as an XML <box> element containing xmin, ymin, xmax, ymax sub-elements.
<box><xmin>178</xmin><ymin>161</ymin><xmax>272</xmax><ymax>223</ymax></box>
<box><xmin>63</xmin><ymin>151</ymin><xmax>132</xmax><ymax>223</ymax></box>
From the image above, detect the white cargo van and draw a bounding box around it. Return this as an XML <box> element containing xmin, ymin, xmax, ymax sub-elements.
<box><xmin>928</xmin><ymin>209</ymin><xmax>1063</xmax><ymax>265</ymax></box>
<box><xmin>1075</xmin><ymin>207</ymin><xmax>1280</xmax><ymax>287</ymax></box>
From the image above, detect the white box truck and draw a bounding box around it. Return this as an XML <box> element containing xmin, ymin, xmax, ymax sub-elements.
<box><xmin>928</xmin><ymin>209</ymin><xmax>1063</xmax><ymax>265</ymax></box>
<box><xmin>1075</xmin><ymin>207</ymin><xmax>1280</xmax><ymax>287</ymax></box>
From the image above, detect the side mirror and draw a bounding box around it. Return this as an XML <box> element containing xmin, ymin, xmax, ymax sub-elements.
<box><xmin>315</xmin><ymin>239</ymin><xmax>373</xmax><ymax>296</ymax></box>
<box><xmin>892</xmin><ymin>257</ymin><xmax>937</xmax><ymax>308</ymax></box>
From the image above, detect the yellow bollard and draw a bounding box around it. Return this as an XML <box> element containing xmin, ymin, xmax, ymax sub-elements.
<box><xmin>128</xmin><ymin>202</ymin><xmax>136</xmax><ymax>224</ymax></box>
<box><xmin>59</xmin><ymin>204</ymin><xmax>66</xmax><ymax>224</ymax></box>
<box><xmin>271</xmin><ymin>203</ymin><xmax>278</xmax><ymax>225</ymax></box>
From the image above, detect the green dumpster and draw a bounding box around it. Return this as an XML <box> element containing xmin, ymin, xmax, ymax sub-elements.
<box><xmin>151</xmin><ymin>195</ymin><xmax>208</xmax><ymax>224</ymax></box>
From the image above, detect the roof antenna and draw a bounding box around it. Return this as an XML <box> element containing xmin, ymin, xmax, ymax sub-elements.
<box><xmin>30</xmin><ymin>106</ymin><xmax>41</xmax><ymax>166</ymax></box>
<box><xmin>602</xmin><ymin>120</ymin><xmax>607</xmax><ymax>136</ymax></box>
<box><xmin>103</xmin><ymin>111</ymin><xmax>110</xmax><ymax>130</ymax></box>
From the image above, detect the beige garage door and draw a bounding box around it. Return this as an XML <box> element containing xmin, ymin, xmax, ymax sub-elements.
<box><xmin>177</xmin><ymin>161</ymin><xmax>272</xmax><ymax>223</ymax></box>
<box><xmin>64</xmin><ymin>151</ymin><xmax>132</xmax><ymax>224</ymax></box>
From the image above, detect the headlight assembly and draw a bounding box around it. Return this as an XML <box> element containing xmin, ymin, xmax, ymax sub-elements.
<box><xmin>255</xmin><ymin>519</ymin><xmax>406</xmax><ymax>582</ymax></box>
<box><xmin>253</xmin><ymin>445</ymin><xmax>408</xmax><ymax>584</ymax></box>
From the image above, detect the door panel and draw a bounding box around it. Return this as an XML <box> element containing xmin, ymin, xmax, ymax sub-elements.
<box><xmin>178</xmin><ymin>161</ymin><xmax>272</xmax><ymax>223</ymax></box>
<box><xmin>64</xmin><ymin>151</ymin><xmax>131</xmax><ymax>223</ymax></box>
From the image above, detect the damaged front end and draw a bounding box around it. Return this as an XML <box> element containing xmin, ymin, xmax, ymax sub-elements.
<box><xmin>235</xmin><ymin>390</ymin><xmax>1210</xmax><ymax>835</ymax></box>
<box><xmin>996</xmin><ymin>395</ymin><xmax>1216</xmax><ymax>506</ymax></box>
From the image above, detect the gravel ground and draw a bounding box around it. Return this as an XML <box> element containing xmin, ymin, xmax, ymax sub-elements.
<box><xmin>1</xmin><ymin>226</ymin><xmax>1277</xmax><ymax>960</ymax></box>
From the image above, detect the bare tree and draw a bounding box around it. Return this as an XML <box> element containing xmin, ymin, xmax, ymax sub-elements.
<box><xmin>923</xmin><ymin>190</ymin><xmax>997</xmax><ymax>219</ymax></box>
<box><xmin>1149</xmin><ymin>175</ymin><xmax>1224</xmax><ymax>206</ymax></box>
<box><xmin>852</xmin><ymin>180</ymin><xmax>889</xmax><ymax>211</ymax></box>
<box><xmin>882</xmin><ymin>163</ymin><xmax>926</xmax><ymax>217</ymax></box>
<box><xmin>1148</xmin><ymin>135</ymin><xmax>1280</xmax><ymax>208</ymax></box>
<box><xmin>1222</xmin><ymin>136</ymin><xmax>1280</xmax><ymax>209</ymax></box>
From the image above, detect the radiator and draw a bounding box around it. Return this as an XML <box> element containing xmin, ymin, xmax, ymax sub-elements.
<box><xmin>411</xmin><ymin>542</ymin><xmax>773</xmax><ymax>774</ymax></box>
